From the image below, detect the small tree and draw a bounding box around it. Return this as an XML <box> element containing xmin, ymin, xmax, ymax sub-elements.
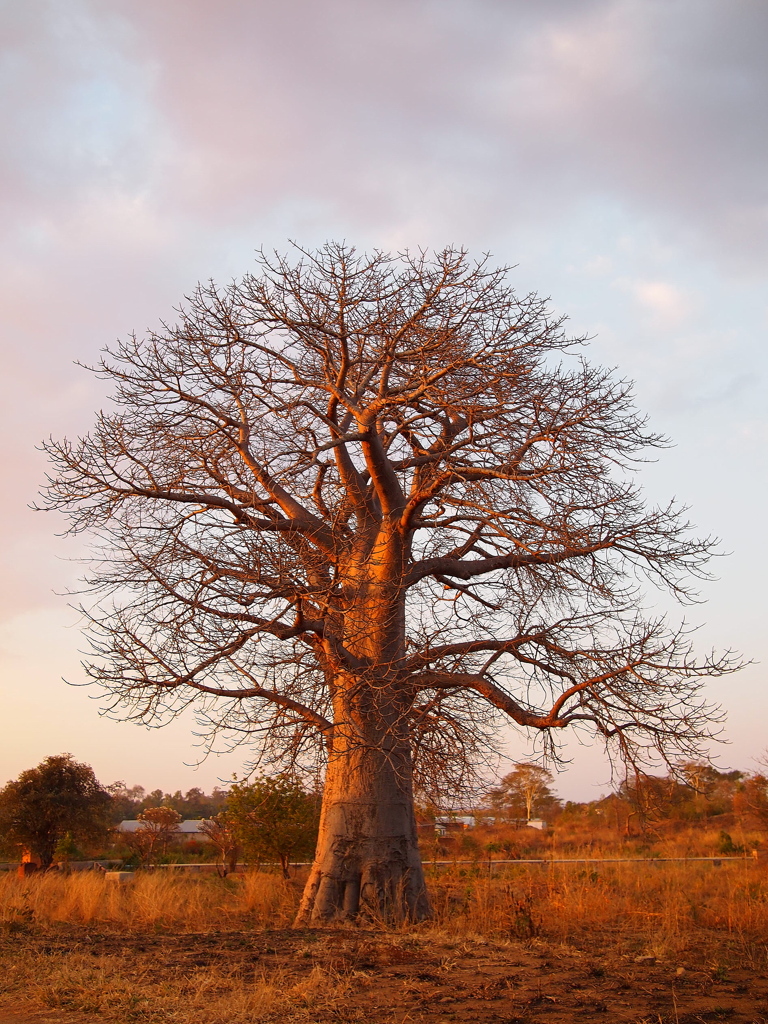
<box><xmin>734</xmin><ymin>774</ymin><xmax>768</xmax><ymax>833</ymax></box>
<box><xmin>126</xmin><ymin>806</ymin><xmax>182</xmax><ymax>866</ymax></box>
<box><xmin>679</xmin><ymin>761</ymin><xmax>711</xmax><ymax>796</ymax></box>
<box><xmin>227</xmin><ymin>776</ymin><xmax>319</xmax><ymax>878</ymax></box>
<box><xmin>617</xmin><ymin>770</ymin><xmax>687</xmax><ymax>834</ymax></box>
<box><xmin>485</xmin><ymin>763</ymin><xmax>558</xmax><ymax>821</ymax></box>
<box><xmin>0</xmin><ymin>754</ymin><xmax>111</xmax><ymax>868</ymax></box>
<box><xmin>53</xmin><ymin>831</ymin><xmax>83</xmax><ymax>865</ymax></box>
<box><xmin>199</xmin><ymin>812</ymin><xmax>241</xmax><ymax>875</ymax></box>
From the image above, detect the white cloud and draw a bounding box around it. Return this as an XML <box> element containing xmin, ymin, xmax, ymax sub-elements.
<box><xmin>622</xmin><ymin>279</ymin><xmax>691</xmax><ymax>325</ymax></box>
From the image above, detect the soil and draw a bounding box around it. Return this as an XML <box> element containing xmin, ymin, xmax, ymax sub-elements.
<box><xmin>2</xmin><ymin>928</ymin><xmax>768</xmax><ymax>1023</ymax></box>
<box><xmin>4</xmin><ymin>933</ymin><xmax>768</xmax><ymax>1024</ymax></box>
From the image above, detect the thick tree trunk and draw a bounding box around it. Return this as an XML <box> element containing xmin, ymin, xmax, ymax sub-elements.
<box><xmin>294</xmin><ymin>688</ymin><xmax>431</xmax><ymax>926</ymax></box>
<box><xmin>295</xmin><ymin>531</ymin><xmax>431</xmax><ymax>925</ymax></box>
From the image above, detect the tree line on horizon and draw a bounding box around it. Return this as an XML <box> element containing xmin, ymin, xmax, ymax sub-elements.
<box><xmin>107</xmin><ymin>762</ymin><xmax>759</xmax><ymax>829</ymax></box>
<box><xmin>4</xmin><ymin>754</ymin><xmax>768</xmax><ymax>873</ymax></box>
<box><xmin>422</xmin><ymin>760</ymin><xmax>766</xmax><ymax>836</ymax></box>
<box><xmin>107</xmin><ymin>781</ymin><xmax>229</xmax><ymax>823</ymax></box>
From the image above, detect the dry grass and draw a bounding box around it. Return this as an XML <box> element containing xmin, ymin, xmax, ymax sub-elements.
<box><xmin>3</xmin><ymin>861</ymin><xmax>768</xmax><ymax>949</ymax></box>
<box><xmin>2</xmin><ymin>862</ymin><xmax>768</xmax><ymax>1022</ymax></box>
<box><xmin>428</xmin><ymin>860</ymin><xmax>768</xmax><ymax>959</ymax></box>
<box><xmin>0</xmin><ymin>869</ymin><xmax>296</xmax><ymax>932</ymax></box>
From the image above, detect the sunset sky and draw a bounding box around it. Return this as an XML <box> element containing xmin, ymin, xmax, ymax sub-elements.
<box><xmin>1</xmin><ymin>0</ymin><xmax>766</xmax><ymax>801</ymax></box>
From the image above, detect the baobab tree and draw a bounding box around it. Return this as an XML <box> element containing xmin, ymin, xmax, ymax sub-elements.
<box><xmin>42</xmin><ymin>244</ymin><xmax>733</xmax><ymax>924</ymax></box>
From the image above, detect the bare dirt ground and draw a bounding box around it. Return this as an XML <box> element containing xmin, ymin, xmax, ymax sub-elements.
<box><xmin>2</xmin><ymin>927</ymin><xmax>768</xmax><ymax>1024</ymax></box>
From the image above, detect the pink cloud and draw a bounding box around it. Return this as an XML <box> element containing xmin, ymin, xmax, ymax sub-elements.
<box><xmin>0</xmin><ymin>0</ymin><xmax>766</xmax><ymax>791</ymax></box>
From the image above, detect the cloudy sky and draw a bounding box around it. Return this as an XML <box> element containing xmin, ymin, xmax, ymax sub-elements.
<box><xmin>1</xmin><ymin>0</ymin><xmax>766</xmax><ymax>800</ymax></box>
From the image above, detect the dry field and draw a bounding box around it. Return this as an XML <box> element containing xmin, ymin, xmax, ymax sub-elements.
<box><xmin>2</xmin><ymin>861</ymin><xmax>768</xmax><ymax>1023</ymax></box>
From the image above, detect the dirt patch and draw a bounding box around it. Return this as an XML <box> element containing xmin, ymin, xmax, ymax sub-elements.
<box><xmin>2</xmin><ymin>927</ymin><xmax>768</xmax><ymax>1023</ymax></box>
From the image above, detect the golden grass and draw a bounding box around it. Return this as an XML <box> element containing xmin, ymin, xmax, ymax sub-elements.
<box><xmin>2</xmin><ymin>862</ymin><xmax>768</xmax><ymax>1022</ymax></box>
<box><xmin>2</xmin><ymin>860</ymin><xmax>768</xmax><ymax>947</ymax></box>
<box><xmin>0</xmin><ymin>869</ymin><xmax>298</xmax><ymax>933</ymax></box>
<box><xmin>427</xmin><ymin>860</ymin><xmax>768</xmax><ymax>957</ymax></box>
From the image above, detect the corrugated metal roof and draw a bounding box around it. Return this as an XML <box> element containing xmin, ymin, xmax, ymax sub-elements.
<box><xmin>117</xmin><ymin>819</ymin><xmax>210</xmax><ymax>834</ymax></box>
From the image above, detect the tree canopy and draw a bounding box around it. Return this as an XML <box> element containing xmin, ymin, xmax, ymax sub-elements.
<box><xmin>124</xmin><ymin>806</ymin><xmax>183</xmax><ymax>866</ymax></box>
<box><xmin>0</xmin><ymin>754</ymin><xmax>111</xmax><ymax>867</ymax></box>
<box><xmin>227</xmin><ymin>775</ymin><xmax>319</xmax><ymax>877</ymax></box>
<box><xmin>41</xmin><ymin>244</ymin><xmax>734</xmax><ymax>922</ymax></box>
<box><xmin>484</xmin><ymin>763</ymin><xmax>559</xmax><ymax>821</ymax></box>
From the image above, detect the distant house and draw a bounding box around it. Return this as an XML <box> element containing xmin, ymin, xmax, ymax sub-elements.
<box><xmin>434</xmin><ymin>815</ymin><xmax>476</xmax><ymax>836</ymax></box>
<box><xmin>424</xmin><ymin>815</ymin><xmax>549</xmax><ymax>838</ymax></box>
<box><xmin>117</xmin><ymin>819</ymin><xmax>210</xmax><ymax>837</ymax></box>
<box><xmin>431</xmin><ymin>816</ymin><xmax>548</xmax><ymax>836</ymax></box>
